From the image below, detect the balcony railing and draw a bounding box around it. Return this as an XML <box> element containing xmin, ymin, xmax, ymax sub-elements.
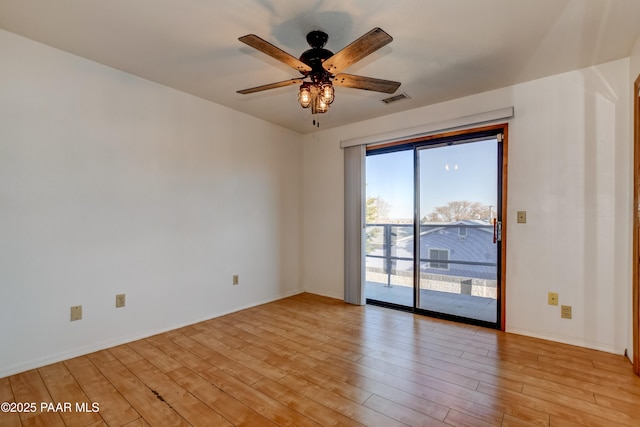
<box><xmin>366</xmin><ymin>223</ymin><xmax>497</xmax><ymax>298</ymax></box>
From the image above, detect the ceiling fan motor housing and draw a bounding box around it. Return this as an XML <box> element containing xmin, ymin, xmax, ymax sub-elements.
<box><xmin>306</xmin><ymin>30</ymin><xmax>328</xmax><ymax>49</ymax></box>
<box><xmin>299</xmin><ymin>31</ymin><xmax>334</xmax><ymax>78</ymax></box>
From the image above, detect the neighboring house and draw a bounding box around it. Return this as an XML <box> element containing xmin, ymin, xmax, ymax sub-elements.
<box><xmin>367</xmin><ymin>220</ymin><xmax>497</xmax><ymax>281</ymax></box>
<box><xmin>416</xmin><ymin>220</ymin><xmax>497</xmax><ymax>280</ymax></box>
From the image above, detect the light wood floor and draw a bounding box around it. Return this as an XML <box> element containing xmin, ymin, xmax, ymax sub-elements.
<box><xmin>1</xmin><ymin>293</ymin><xmax>639</xmax><ymax>427</ymax></box>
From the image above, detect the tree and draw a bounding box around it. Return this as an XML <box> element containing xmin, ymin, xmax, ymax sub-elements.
<box><xmin>365</xmin><ymin>196</ymin><xmax>390</xmax><ymax>253</ymax></box>
<box><xmin>366</xmin><ymin>196</ymin><xmax>390</xmax><ymax>223</ymax></box>
<box><xmin>423</xmin><ymin>200</ymin><xmax>492</xmax><ymax>222</ymax></box>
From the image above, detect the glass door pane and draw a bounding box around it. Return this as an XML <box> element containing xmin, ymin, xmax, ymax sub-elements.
<box><xmin>417</xmin><ymin>138</ymin><xmax>499</xmax><ymax>324</ymax></box>
<box><xmin>365</xmin><ymin>149</ymin><xmax>414</xmax><ymax>307</ymax></box>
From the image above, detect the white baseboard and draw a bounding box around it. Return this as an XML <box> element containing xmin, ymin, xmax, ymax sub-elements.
<box><xmin>506</xmin><ymin>327</ymin><xmax>624</xmax><ymax>355</ymax></box>
<box><xmin>303</xmin><ymin>287</ymin><xmax>343</xmax><ymax>301</ymax></box>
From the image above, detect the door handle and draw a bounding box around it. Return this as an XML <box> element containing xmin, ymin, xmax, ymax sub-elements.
<box><xmin>493</xmin><ymin>218</ymin><xmax>497</xmax><ymax>243</ymax></box>
<box><xmin>493</xmin><ymin>219</ymin><xmax>502</xmax><ymax>243</ymax></box>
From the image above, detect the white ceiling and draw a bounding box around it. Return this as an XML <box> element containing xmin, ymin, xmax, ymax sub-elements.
<box><xmin>1</xmin><ymin>0</ymin><xmax>640</xmax><ymax>134</ymax></box>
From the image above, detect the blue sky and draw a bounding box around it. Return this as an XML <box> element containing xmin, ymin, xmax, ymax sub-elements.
<box><xmin>366</xmin><ymin>139</ymin><xmax>498</xmax><ymax>220</ymax></box>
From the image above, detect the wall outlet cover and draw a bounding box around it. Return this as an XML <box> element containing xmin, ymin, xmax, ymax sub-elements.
<box><xmin>70</xmin><ymin>305</ymin><xmax>82</xmax><ymax>321</ymax></box>
<box><xmin>116</xmin><ymin>293</ymin><xmax>126</xmax><ymax>308</ymax></box>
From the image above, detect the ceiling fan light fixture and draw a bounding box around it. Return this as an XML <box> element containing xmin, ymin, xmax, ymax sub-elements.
<box><xmin>298</xmin><ymin>83</ymin><xmax>312</xmax><ymax>108</ymax></box>
<box><xmin>315</xmin><ymin>94</ymin><xmax>329</xmax><ymax>114</ymax></box>
<box><xmin>302</xmin><ymin>82</ymin><xmax>331</xmax><ymax>114</ymax></box>
<box><xmin>320</xmin><ymin>82</ymin><xmax>334</xmax><ymax>104</ymax></box>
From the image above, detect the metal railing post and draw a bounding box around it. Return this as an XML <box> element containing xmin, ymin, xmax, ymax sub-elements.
<box><xmin>385</xmin><ymin>224</ymin><xmax>392</xmax><ymax>287</ymax></box>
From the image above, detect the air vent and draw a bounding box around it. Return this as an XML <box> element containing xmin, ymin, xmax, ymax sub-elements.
<box><xmin>381</xmin><ymin>92</ymin><xmax>410</xmax><ymax>104</ymax></box>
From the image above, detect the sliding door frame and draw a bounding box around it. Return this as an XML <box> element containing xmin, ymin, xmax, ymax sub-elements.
<box><xmin>633</xmin><ymin>74</ymin><xmax>639</xmax><ymax>375</ymax></box>
<box><xmin>366</xmin><ymin>123</ymin><xmax>508</xmax><ymax>330</ymax></box>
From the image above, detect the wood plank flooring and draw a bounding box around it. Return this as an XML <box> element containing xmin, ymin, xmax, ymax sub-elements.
<box><xmin>1</xmin><ymin>293</ymin><xmax>639</xmax><ymax>426</ymax></box>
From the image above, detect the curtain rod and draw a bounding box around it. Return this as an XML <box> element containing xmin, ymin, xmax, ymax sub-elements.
<box><xmin>340</xmin><ymin>107</ymin><xmax>514</xmax><ymax>149</ymax></box>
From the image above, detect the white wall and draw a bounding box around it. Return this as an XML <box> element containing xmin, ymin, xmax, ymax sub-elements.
<box><xmin>0</xmin><ymin>30</ymin><xmax>304</xmax><ymax>377</ymax></box>
<box><xmin>632</xmin><ymin>36</ymin><xmax>640</xmax><ymax>78</ymax></box>
<box><xmin>303</xmin><ymin>58</ymin><xmax>632</xmax><ymax>354</ymax></box>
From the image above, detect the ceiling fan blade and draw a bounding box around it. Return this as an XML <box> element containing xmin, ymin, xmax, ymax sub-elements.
<box><xmin>322</xmin><ymin>28</ymin><xmax>393</xmax><ymax>74</ymax></box>
<box><xmin>333</xmin><ymin>73</ymin><xmax>401</xmax><ymax>94</ymax></box>
<box><xmin>239</xmin><ymin>34</ymin><xmax>312</xmax><ymax>73</ymax></box>
<box><xmin>237</xmin><ymin>78</ymin><xmax>304</xmax><ymax>94</ymax></box>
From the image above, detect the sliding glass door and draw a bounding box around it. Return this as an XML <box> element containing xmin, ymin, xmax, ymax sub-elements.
<box><xmin>365</xmin><ymin>127</ymin><xmax>504</xmax><ymax>328</ymax></box>
<box><xmin>416</xmin><ymin>138</ymin><xmax>499</xmax><ymax>324</ymax></box>
<box><xmin>365</xmin><ymin>149</ymin><xmax>414</xmax><ymax>308</ymax></box>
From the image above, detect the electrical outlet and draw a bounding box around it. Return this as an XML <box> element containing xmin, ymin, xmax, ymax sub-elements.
<box><xmin>561</xmin><ymin>305</ymin><xmax>572</xmax><ymax>319</ymax></box>
<box><xmin>517</xmin><ymin>211</ymin><xmax>527</xmax><ymax>223</ymax></box>
<box><xmin>233</xmin><ymin>275</ymin><xmax>239</xmax><ymax>286</ymax></box>
<box><xmin>115</xmin><ymin>293</ymin><xmax>126</xmax><ymax>308</ymax></box>
<box><xmin>548</xmin><ymin>292</ymin><xmax>558</xmax><ymax>306</ymax></box>
<box><xmin>70</xmin><ymin>305</ymin><xmax>82</xmax><ymax>321</ymax></box>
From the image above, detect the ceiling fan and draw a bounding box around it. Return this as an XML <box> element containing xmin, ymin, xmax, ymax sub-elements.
<box><xmin>237</xmin><ymin>28</ymin><xmax>401</xmax><ymax>126</ymax></box>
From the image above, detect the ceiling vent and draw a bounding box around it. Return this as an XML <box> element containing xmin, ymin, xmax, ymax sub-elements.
<box><xmin>381</xmin><ymin>92</ymin><xmax>410</xmax><ymax>104</ymax></box>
